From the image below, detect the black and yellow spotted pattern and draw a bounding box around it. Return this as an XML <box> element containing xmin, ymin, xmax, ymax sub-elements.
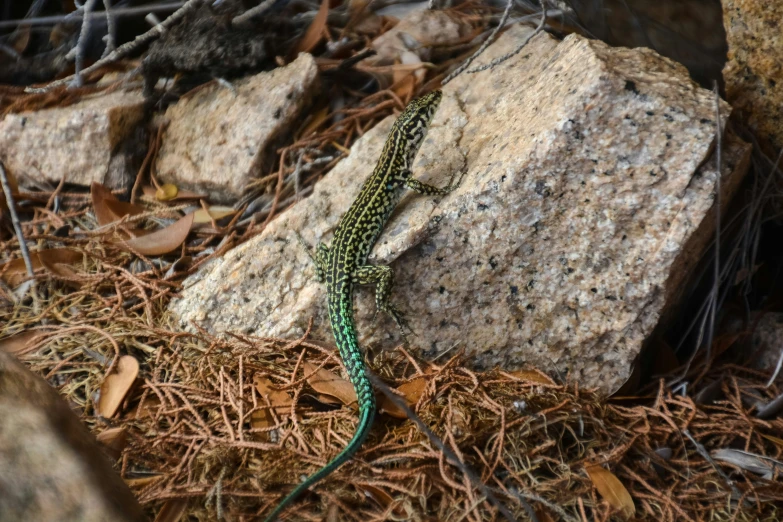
<box><xmin>265</xmin><ymin>90</ymin><xmax>462</xmax><ymax>521</ymax></box>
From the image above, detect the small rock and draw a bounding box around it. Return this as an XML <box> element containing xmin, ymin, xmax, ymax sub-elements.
<box><xmin>0</xmin><ymin>351</ymin><xmax>144</xmax><ymax>522</ymax></box>
<box><xmin>722</xmin><ymin>0</ymin><xmax>783</xmax><ymax>153</ymax></box>
<box><xmin>169</xmin><ymin>26</ymin><xmax>749</xmax><ymax>394</ymax></box>
<box><xmin>370</xmin><ymin>9</ymin><xmax>473</xmax><ymax>63</ymax></box>
<box><xmin>141</xmin><ymin>0</ymin><xmax>275</xmax><ymax>94</ymax></box>
<box><xmin>155</xmin><ymin>53</ymin><xmax>319</xmax><ymax>203</ymax></box>
<box><xmin>0</xmin><ymin>90</ymin><xmax>145</xmax><ymax>190</ymax></box>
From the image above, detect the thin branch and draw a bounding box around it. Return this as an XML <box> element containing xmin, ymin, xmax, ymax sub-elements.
<box><xmin>0</xmin><ymin>162</ymin><xmax>34</xmax><ymax>279</ymax></box>
<box><xmin>367</xmin><ymin>372</ymin><xmax>527</xmax><ymax>522</ymax></box>
<box><xmin>25</xmin><ymin>0</ymin><xmax>203</xmax><ymax>93</ymax></box>
<box><xmin>232</xmin><ymin>0</ymin><xmax>277</xmax><ymax>28</ymax></box>
<box><xmin>71</xmin><ymin>0</ymin><xmax>99</xmax><ymax>88</ymax></box>
<box><xmin>0</xmin><ymin>2</ymin><xmax>185</xmax><ymax>29</ymax></box>
<box><xmin>682</xmin><ymin>429</ymin><xmax>741</xmax><ymax>501</ymax></box>
<box><xmin>442</xmin><ymin>0</ymin><xmax>513</xmax><ymax>85</ymax></box>
<box><xmin>101</xmin><ymin>0</ymin><xmax>117</xmax><ymax>58</ymax></box>
<box><xmin>467</xmin><ymin>4</ymin><xmax>547</xmax><ymax>75</ymax></box>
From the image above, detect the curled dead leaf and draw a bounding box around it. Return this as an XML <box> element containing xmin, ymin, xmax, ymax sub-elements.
<box><xmin>585</xmin><ymin>464</ymin><xmax>635</xmax><ymax>519</ymax></box>
<box><xmin>154</xmin><ymin>498</ymin><xmax>189</xmax><ymax>522</ymax></box>
<box><xmin>761</xmin><ymin>433</ymin><xmax>783</xmax><ymax>448</ymax></box>
<box><xmin>357</xmin><ymin>483</ymin><xmax>396</xmax><ymax>511</ymax></box>
<box><xmin>91</xmin><ymin>182</ymin><xmax>144</xmax><ymax>227</ymax></box>
<box><xmin>98</xmin><ymin>355</ymin><xmax>140</xmax><ymax>418</ymax></box>
<box><xmin>507</xmin><ymin>369</ymin><xmax>555</xmax><ymax>386</ymax></box>
<box><xmin>0</xmin><ymin>329</ymin><xmax>54</xmax><ymax>355</ymax></box>
<box><xmin>120</xmin><ymin>212</ymin><xmax>195</xmax><ymax>256</ymax></box>
<box><xmin>303</xmin><ymin>362</ymin><xmax>357</xmax><ymax>410</ymax></box>
<box><xmin>0</xmin><ymin>248</ymin><xmax>84</xmax><ymax>288</ymax></box>
<box><xmin>298</xmin><ymin>106</ymin><xmax>330</xmax><ymax>139</ymax></box>
<box><xmin>192</xmin><ymin>206</ymin><xmax>236</xmax><ymax>225</ymax></box>
<box><xmin>296</xmin><ymin>0</ymin><xmax>329</xmax><ymax>54</ymax></box>
<box><xmin>380</xmin><ymin>377</ymin><xmax>427</xmax><ymax>419</ymax></box>
<box><xmin>96</xmin><ymin>427</ymin><xmax>128</xmax><ymax>460</ymax></box>
<box><xmin>125</xmin><ymin>474</ymin><xmax>164</xmax><ymax>489</ymax></box>
<box><xmin>253</xmin><ymin>374</ymin><xmax>293</xmax><ymax>415</ymax></box>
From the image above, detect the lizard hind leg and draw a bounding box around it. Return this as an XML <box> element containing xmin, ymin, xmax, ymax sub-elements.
<box><xmin>293</xmin><ymin>231</ymin><xmax>330</xmax><ymax>283</ymax></box>
<box><xmin>351</xmin><ymin>264</ymin><xmax>412</xmax><ymax>337</ymax></box>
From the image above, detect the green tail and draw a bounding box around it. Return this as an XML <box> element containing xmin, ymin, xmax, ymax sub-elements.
<box><xmin>262</xmin><ymin>394</ymin><xmax>375</xmax><ymax>521</ymax></box>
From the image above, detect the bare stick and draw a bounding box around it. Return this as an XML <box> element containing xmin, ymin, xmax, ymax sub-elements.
<box><xmin>367</xmin><ymin>372</ymin><xmax>527</xmax><ymax>522</ymax></box>
<box><xmin>467</xmin><ymin>5</ymin><xmax>547</xmax><ymax>75</ymax></box>
<box><xmin>0</xmin><ymin>2</ymin><xmax>184</xmax><ymax>29</ymax></box>
<box><xmin>682</xmin><ymin>429</ymin><xmax>741</xmax><ymax>501</ymax></box>
<box><xmin>71</xmin><ymin>0</ymin><xmax>99</xmax><ymax>88</ymax></box>
<box><xmin>232</xmin><ymin>0</ymin><xmax>276</xmax><ymax>28</ymax></box>
<box><xmin>0</xmin><ymin>162</ymin><xmax>34</xmax><ymax>279</ymax></box>
<box><xmin>442</xmin><ymin>0</ymin><xmax>513</xmax><ymax>85</ymax></box>
<box><xmin>101</xmin><ymin>0</ymin><xmax>117</xmax><ymax>58</ymax></box>
<box><xmin>25</xmin><ymin>0</ymin><xmax>203</xmax><ymax>93</ymax></box>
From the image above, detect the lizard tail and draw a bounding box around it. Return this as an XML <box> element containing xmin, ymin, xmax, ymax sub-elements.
<box><xmin>262</xmin><ymin>384</ymin><xmax>376</xmax><ymax>522</ymax></box>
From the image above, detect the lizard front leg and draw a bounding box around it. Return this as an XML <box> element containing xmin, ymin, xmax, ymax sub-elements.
<box><xmin>404</xmin><ymin>169</ymin><xmax>463</xmax><ymax>196</ymax></box>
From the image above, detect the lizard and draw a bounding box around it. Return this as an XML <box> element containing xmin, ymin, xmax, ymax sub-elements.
<box><xmin>264</xmin><ymin>89</ymin><xmax>461</xmax><ymax>521</ymax></box>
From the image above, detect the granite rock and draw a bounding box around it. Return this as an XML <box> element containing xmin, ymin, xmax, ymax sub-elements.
<box><xmin>370</xmin><ymin>9</ymin><xmax>473</xmax><ymax>64</ymax></box>
<box><xmin>722</xmin><ymin>0</ymin><xmax>783</xmax><ymax>152</ymax></box>
<box><xmin>155</xmin><ymin>53</ymin><xmax>319</xmax><ymax>203</ymax></box>
<box><xmin>169</xmin><ymin>26</ymin><xmax>749</xmax><ymax>394</ymax></box>
<box><xmin>0</xmin><ymin>90</ymin><xmax>145</xmax><ymax>190</ymax></box>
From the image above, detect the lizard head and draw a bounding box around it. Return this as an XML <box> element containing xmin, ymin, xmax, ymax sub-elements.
<box><xmin>396</xmin><ymin>90</ymin><xmax>443</xmax><ymax>163</ymax></box>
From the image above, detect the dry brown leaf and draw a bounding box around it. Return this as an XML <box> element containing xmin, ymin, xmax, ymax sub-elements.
<box><xmin>0</xmin><ymin>329</ymin><xmax>53</xmax><ymax>355</ymax></box>
<box><xmin>0</xmin><ymin>248</ymin><xmax>84</xmax><ymax>287</ymax></box>
<box><xmin>761</xmin><ymin>433</ymin><xmax>783</xmax><ymax>448</ymax></box>
<box><xmin>154</xmin><ymin>498</ymin><xmax>189</xmax><ymax>522</ymax></box>
<box><xmin>155</xmin><ymin>183</ymin><xmax>179</xmax><ymax>201</ymax></box>
<box><xmin>253</xmin><ymin>374</ymin><xmax>293</xmax><ymax>415</ymax></box>
<box><xmin>392</xmin><ymin>73</ymin><xmax>416</xmax><ymax>103</ymax></box>
<box><xmin>120</xmin><ymin>212</ymin><xmax>195</xmax><ymax>256</ymax></box>
<box><xmin>314</xmin><ymin>393</ymin><xmax>342</xmax><ymax>406</ymax></box>
<box><xmin>357</xmin><ymin>483</ymin><xmax>395</xmax><ymax>510</ymax></box>
<box><xmin>10</xmin><ymin>25</ymin><xmax>31</xmax><ymax>54</ymax></box>
<box><xmin>303</xmin><ymin>361</ymin><xmax>357</xmax><ymax>409</ymax></box>
<box><xmin>124</xmin><ymin>395</ymin><xmax>162</xmax><ymax>420</ymax></box>
<box><xmin>508</xmin><ymin>369</ymin><xmax>556</xmax><ymax>386</ymax></box>
<box><xmin>142</xmin><ymin>185</ymin><xmax>207</xmax><ymax>201</ymax></box>
<box><xmin>296</xmin><ymin>0</ymin><xmax>329</xmax><ymax>54</ymax></box>
<box><xmin>91</xmin><ymin>182</ymin><xmax>144</xmax><ymax>227</ymax></box>
<box><xmin>298</xmin><ymin>106</ymin><xmax>330</xmax><ymax>139</ymax></box>
<box><xmin>192</xmin><ymin>206</ymin><xmax>236</xmax><ymax>225</ymax></box>
<box><xmin>98</xmin><ymin>355</ymin><xmax>140</xmax><ymax>418</ymax></box>
<box><xmin>380</xmin><ymin>377</ymin><xmax>427</xmax><ymax>419</ymax></box>
<box><xmin>96</xmin><ymin>427</ymin><xmax>128</xmax><ymax>460</ymax></box>
<box><xmin>125</xmin><ymin>474</ymin><xmax>164</xmax><ymax>489</ymax></box>
<box><xmin>585</xmin><ymin>464</ymin><xmax>635</xmax><ymax>519</ymax></box>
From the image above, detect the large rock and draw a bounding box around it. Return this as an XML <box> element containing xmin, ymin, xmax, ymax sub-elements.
<box><xmin>722</xmin><ymin>0</ymin><xmax>783</xmax><ymax>153</ymax></box>
<box><xmin>0</xmin><ymin>351</ymin><xmax>144</xmax><ymax>522</ymax></box>
<box><xmin>169</xmin><ymin>26</ymin><xmax>749</xmax><ymax>394</ymax></box>
<box><xmin>0</xmin><ymin>90</ymin><xmax>145</xmax><ymax>190</ymax></box>
<box><xmin>155</xmin><ymin>53</ymin><xmax>319</xmax><ymax>203</ymax></box>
